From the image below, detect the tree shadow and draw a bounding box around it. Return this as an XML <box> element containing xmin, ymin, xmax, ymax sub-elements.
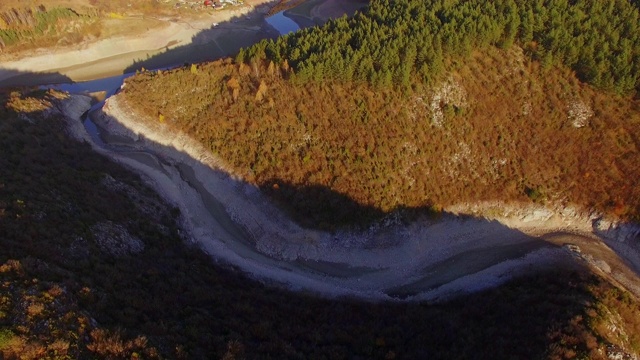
<box><xmin>1</xmin><ymin>3</ymin><xmax>637</xmax><ymax>357</ymax></box>
<box><xmin>0</xmin><ymin>3</ymin><xmax>280</xmax><ymax>88</ymax></box>
<box><xmin>0</xmin><ymin>1</ymin><xmax>368</xmax><ymax>88</ymax></box>
<box><xmin>82</xmin><ymin>88</ymin><xmax>640</xmax><ymax>300</ymax></box>
<box><xmin>284</xmin><ymin>0</ymin><xmax>369</xmax><ymax>28</ymax></box>
<box><xmin>122</xmin><ymin>0</ymin><xmax>368</xmax><ymax>74</ymax></box>
<box><xmin>78</xmin><ymin>95</ymin><xmax>614</xmax><ymax>358</ymax></box>
<box><xmin>85</xmin><ymin>94</ymin><xmax>566</xmax><ymax>297</ymax></box>
<box><xmin>0</xmin><ymin>68</ymin><xmax>73</xmax><ymax>88</ymax></box>
<box><xmin>122</xmin><ymin>2</ymin><xmax>282</xmax><ymax>74</ymax></box>
<box><xmin>260</xmin><ymin>179</ymin><xmax>388</xmax><ymax>230</ymax></box>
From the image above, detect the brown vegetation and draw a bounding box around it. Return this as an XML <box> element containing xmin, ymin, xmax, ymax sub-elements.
<box><xmin>122</xmin><ymin>46</ymin><xmax>640</xmax><ymax>228</ymax></box>
<box><xmin>1</xmin><ymin>89</ymin><xmax>639</xmax><ymax>359</ymax></box>
<box><xmin>0</xmin><ymin>5</ymin><xmax>100</xmax><ymax>54</ymax></box>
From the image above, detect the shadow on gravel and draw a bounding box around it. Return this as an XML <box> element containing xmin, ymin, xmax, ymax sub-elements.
<box><xmin>84</xmin><ymin>98</ymin><xmax>606</xmax><ymax>359</ymax></box>
<box><xmin>0</xmin><ymin>0</ymin><xmax>368</xmax><ymax>89</ymax></box>
<box><xmin>0</xmin><ymin>69</ymin><xmax>73</xmax><ymax>88</ymax></box>
<box><xmin>1</xmin><ymin>2</ymin><xmax>635</xmax><ymax>355</ymax></box>
<box><xmin>122</xmin><ymin>2</ymin><xmax>280</xmax><ymax>75</ymax></box>
<box><xmin>86</xmin><ymin>94</ymin><xmax>566</xmax><ymax>300</ymax></box>
<box><xmin>261</xmin><ymin>179</ymin><xmax>389</xmax><ymax>230</ymax></box>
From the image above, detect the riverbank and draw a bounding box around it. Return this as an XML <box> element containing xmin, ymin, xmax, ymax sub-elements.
<box><xmin>284</xmin><ymin>0</ymin><xmax>367</xmax><ymax>28</ymax></box>
<box><xmin>0</xmin><ymin>0</ymin><xmax>276</xmax><ymax>86</ymax></box>
<box><xmin>55</xmin><ymin>91</ymin><xmax>640</xmax><ymax>302</ymax></box>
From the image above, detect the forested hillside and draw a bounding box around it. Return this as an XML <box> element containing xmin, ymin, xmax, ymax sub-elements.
<box><xmin>241</xmin><ymin>0</ymin><xmax>640</xmax><ymax>94</ymax></box>
<box><xmin>122</xmin><ymin>0</ymin><xmax>640</xmax><ymax>228</ymax></box>
<box><xmin>2</xmin><ymin>0</ymin><xmax>640</xmax><ymax>356</ymax></box>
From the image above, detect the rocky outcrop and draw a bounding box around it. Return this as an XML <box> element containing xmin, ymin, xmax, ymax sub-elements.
<box><xmin>429</xmin><ymin>76</ymin><xmax>467</xmax><ymax>127</ymax></box>
<box><xmin>91</xmin><ymin>221</ymin><xmax>144</xmax><ymax>257</ymax></box>
<box><xmin>594</xmin><ymin>219</ymin><xmax>640</xmax><ymax>243</ymax></box>
<box><xmin>61</xmin><ymin>91</ymin><xmax>640</xmax><ymax>302</ymax></box>
<box><xmin>567</xmin><ymin>98</ymin><xmax>594</xmax><ymax>128</ymax></box>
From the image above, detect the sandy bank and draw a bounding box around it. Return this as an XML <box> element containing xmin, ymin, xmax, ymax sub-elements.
<box><xmin>0</xmin><ymin>0</ymin><xmax>275</xmax><ymax>85</ymax></box>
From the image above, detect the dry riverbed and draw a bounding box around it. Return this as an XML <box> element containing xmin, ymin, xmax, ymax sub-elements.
<box><xmin>16</xmin><ymin>0</ymin><xmax>639</xmax><ymax>302</ymax></box>
<box><xmin>0</xmin><ymin>0</ymin><xmax>374</xmax><ymax>87</ymax></box>
<box><xmin>56</xmin><ymin>92</ymin><xmax>640</xmax><ymax>302</ymax></box>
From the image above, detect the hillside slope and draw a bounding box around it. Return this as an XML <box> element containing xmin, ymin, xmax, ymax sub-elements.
<box><xmin>122</xmin><ymin>46</ymin><xmax>640</xmax><ymax>228</ymax></box>
<box><xmin>120</xmin><ymin>0</ymin><xmax>640</xmax><ymax>228</ymax></box>
<box><xmin>0</xmin><ymin>0</ymin><xmax>173</xmax><ymax>55</ymax></box>
<box><xmin>1</xmin><ymin>87</ymin><xmax>640</xmax><ymax>360</ymax></box>
<box><xmin>0</xmin><ymin>0</ymin><xmax>269</xmax><ymax>59</ymax></box>
<box><xmin>1</xmin><ymin>0</ymin><xmax>640</xmax><ymax>358</ymax></box>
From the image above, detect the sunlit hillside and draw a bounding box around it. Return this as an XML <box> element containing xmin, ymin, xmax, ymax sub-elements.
<box><xmin>122</xmin><ymin>58</ymin><xmax>639</xmax><ymax>229</ymax></box>
<box><xmin>1</xmin><ymin>0</ymin><xmax>640</xmax><ymax>358</ymax></box>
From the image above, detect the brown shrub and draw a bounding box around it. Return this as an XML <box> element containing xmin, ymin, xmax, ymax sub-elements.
<box><xmin>122</xmin><ymin>47</ymin><xmax>640</xmax><ymax>227</ymax></box>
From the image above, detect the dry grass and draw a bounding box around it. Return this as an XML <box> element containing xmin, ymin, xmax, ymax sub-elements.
<box><xmin>0</xmin><ymin>0</ymin><xmax>227</xmax><ymax>56</ymax></box>
<box><xmin>87</xmin><ymin>329</ymin><xmax>152</xmax><ymax>358</ymax></box>
<box><xmin>97</xmin><ymin>17</ymin><xmax>169</xmax><ymax>39</ymax></box>
<box><xmin>0</xmin><ymin>0</ymin><xmax>96</xmax><ymax>13</ymax></box>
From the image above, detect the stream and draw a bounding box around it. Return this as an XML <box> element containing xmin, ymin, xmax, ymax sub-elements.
<box><xmin>53</xmin><ymin>6</ymin><xmax>303</xmax><ymax>147</ymax></box>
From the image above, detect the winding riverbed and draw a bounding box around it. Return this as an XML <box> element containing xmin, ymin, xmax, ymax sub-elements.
<box><xmin>60</xmin><ymin>91</ymin><xmax>624</xmax><ymax>302</ymax></box>
<box><xmin>40</xmin><ymin>0</ymin><xmax>640</xmax><ymax>302</ymax></box>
